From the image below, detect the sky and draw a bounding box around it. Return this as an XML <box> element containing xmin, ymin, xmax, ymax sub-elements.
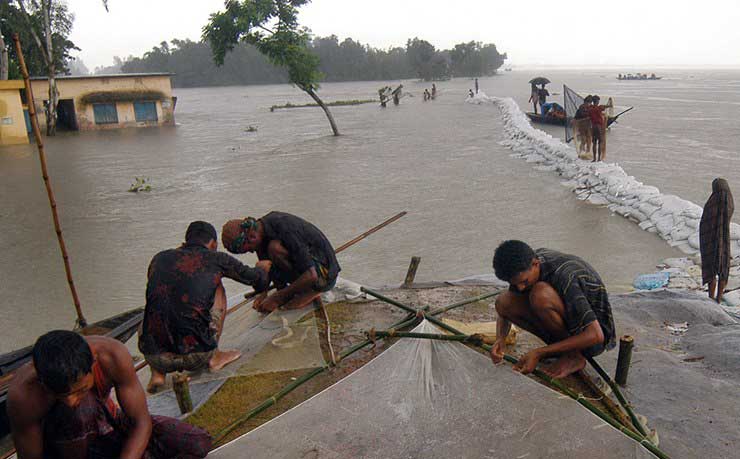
<box><xmin>64</xmin><ymin>0</ymin><xmax>740</xmax><ymax>70</ymax></box>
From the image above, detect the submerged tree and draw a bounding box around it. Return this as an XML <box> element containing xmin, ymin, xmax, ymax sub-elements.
<box><xmin>203</xmin><ymin>0</ymin><xmax>339</xmax><ymax>136</ymax></box>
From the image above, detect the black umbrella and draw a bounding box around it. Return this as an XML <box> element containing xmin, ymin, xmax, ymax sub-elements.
<box><xmin>529</xmin><ymin>76</ymin><xmax>551</xmax><ymax>85</ymax></box>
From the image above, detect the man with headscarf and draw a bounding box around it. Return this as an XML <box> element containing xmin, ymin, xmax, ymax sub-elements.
<box><xmin>700</xmin><ymin>178</ymin><xmax>735</xmax><ymax>303</ymax></box>
<box><xmin>138</xmin><ymin>221</ymin><xmax>272</xmax><ymax>393</ymax></box>
<box><xmin>222</xmin><ymin>212</ymin><xmax>340</xmax><ymax>314</ymax></box>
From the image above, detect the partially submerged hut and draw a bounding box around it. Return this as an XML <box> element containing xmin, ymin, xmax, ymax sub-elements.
<box><xmin>29</xmin><ymin>73</ymin><xmax>176</xmax><ymax>131</ymax></box>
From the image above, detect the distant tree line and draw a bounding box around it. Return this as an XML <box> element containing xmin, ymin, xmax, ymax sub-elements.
<box><xmin>120</xmin><ymin>36</ymin><xmax>506</xmax><ymax>88</ymax></box>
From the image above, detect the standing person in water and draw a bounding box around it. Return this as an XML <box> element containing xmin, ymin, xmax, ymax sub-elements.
<box><xmin>222</xmin><ymin>212</ymin><xmax>341</xmax><ymax>313</ymax></box>
<box><xmin>490</xmin><ymin>241</ymin><xmax>616</xmax><ymax>379</ymax></box>
<box><xmin>474</xmin><ymin>78</ymin><xmax>479</xmax><ymax>94</ymax></box>
<box><xmin>700</xmin><ymin>178</ymin><xmax>735</xmax><ymax>303</ymax></box>
<box><xmin>8</xmin><ymin>331</ymin><xmax>212</xmax><ymax>458</ymax></box>
<box><xmin>431</xmin><ymin>83</ymin><xmax>437</xmax><ymax>99</ymax></box>
<box><xmin>139</xmin><ymin>221</ymin><xmax>271</xmax><ymax>393</ymax></box>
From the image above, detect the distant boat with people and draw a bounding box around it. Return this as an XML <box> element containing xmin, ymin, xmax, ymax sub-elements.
<box><xmin>617</xmin><ymin>73</ymin><xmax>662</xmax><ymax>80</ymax></box>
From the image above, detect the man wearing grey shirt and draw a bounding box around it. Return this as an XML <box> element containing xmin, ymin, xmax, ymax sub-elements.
<box><xmin>490</xmin><ymin>240</ymin><xmax>616</xmax><ymax>379</ymax></box>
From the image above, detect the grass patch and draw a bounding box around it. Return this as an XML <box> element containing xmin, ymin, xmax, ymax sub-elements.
<box><xmin>270</xmin><ymin>99</ymin><xmax>376</xmax><ymax>112</ymax></box>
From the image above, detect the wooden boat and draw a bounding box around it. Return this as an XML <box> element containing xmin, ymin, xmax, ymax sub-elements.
<box><xmin>526</xmin><ymin>112</ymin><xmax>618</xmax><ymax>127</ymax></box>
<box><xmin>0</xmin><ymin>307</ymin><xmax>144</xmax><ymax>439</ymax></box>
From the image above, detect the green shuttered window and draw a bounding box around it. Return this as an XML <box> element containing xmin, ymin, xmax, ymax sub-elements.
<box><xmin>93</xmin><ymin>103</ymin><xmax>118</xmax><ymax>124</ymax></box>
<box><xmin>134</xmin><ymin>101</ymin><xmax>158</xmax><ymax>122</ymax></box>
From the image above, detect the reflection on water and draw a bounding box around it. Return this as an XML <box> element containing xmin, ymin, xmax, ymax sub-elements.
<box><xmin>5</xmin><ymin>70</ymin><xmax>739</xmax><ymax>352</ymax></box>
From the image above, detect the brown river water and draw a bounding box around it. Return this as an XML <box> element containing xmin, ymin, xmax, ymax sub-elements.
<box><xmin>2</xmin><ymin>69</ymin><xmax>739</xmax><ymax>352</ymax></box>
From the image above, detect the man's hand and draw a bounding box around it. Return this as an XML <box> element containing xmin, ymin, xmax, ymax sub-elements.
<box><xmin>255</xmin><ymin>260</ymin><xmax>272</xmax><ymax>273</ymax></box>
<box><xmin>513</xmin><ymin>349</ymin><xmax>542</xmax><ymax>375</ymax></box>
<box><xmin>252</xmin><ymin>292</ymin><xmax>268</xmax><ymax>311</ymax></box>
<box><xmin>256</xmin><ymin>295</ymin><xmax>280</xmax><ymax>313</ymax></box>
<box><xmin>489</xmin><ymin>338</ymin><xmax>506</xmax><ymax>365</ymax></box>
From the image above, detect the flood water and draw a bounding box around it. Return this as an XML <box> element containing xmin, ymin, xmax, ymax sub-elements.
<box><xmin>2</xmin><ymin>69</ymin><xmax>738</xmax><ymax>352</ymax></box>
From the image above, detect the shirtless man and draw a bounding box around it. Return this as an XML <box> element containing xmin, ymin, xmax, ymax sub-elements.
<box><xmin>8</xmin><ymin>332</ymin><xmax>211</xmax><ymax>458</ymax></box>
<box><xmin>489</xmin><ymin>241</ymin><xmax>616</xmax><ymax>379</ymax></box>
<box><xmin>222</xmin><ymin>212</ymin><xmax>340</xmax><ymax>314</ymax></box>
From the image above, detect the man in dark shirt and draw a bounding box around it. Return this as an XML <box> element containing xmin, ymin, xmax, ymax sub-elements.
<box><xmin>222</xmin><ymin>211</ymin><xmax>341</xmax><ymax>314</ymax></box>
<box><xmin>139</xmin><ymin>221</ymin><xmax>271</xmax><ymax>393</ymax></box>
<box><xmin>490</xmin><ymin>240</ymin><xmax>616</xmax><ymax>379</ymax></box>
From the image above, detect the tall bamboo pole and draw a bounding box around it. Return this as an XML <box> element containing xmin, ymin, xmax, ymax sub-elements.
<box><xmin>12</xmin><ymin>34</ymin><xmax>87</xmax><ymax>328</ymax></box>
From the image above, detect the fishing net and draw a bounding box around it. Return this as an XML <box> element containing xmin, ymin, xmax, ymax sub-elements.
<box><xmin>209</xmin><ymin>320</ymin><xmax>657</xmax><ymax>458</ymax></box>
<box><xmin>140</xmin><ymin>292</ymin><xmax>326</xmax><ymax>418</ymax></box>
<box><xmin>564</xmin><ymin>84</ymin><xmax>584</xmax><ymax>145</ymax></box>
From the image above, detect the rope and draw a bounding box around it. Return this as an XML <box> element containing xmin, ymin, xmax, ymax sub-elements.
<box><xmin>319</xmin><ymin>300</ymin><xmax>337</xmax><ymax>365</ymax></box>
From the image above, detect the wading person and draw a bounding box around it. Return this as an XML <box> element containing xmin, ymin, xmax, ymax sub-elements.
<box><xmin>489</xmin><ymin>241</ymin><xmax>616</xmax><ymax>379</ymax></box>
<box><xmin>222</xmin><ymin>211</ymin><xmax>340</xmax><ymax>314</ymax></box>
<box><xmin>8</xmin><ymin>331</ymin><xmax>212</xmax><ymax>459</ymax></box>
<box><xmin>139</xmin><ymin>221</ymin><xmax>271</xmax><ymax>393</ymax></box>
<box><xmin>700</xmin><ymin>178</ymin><xmax>735</xmax><ymax>303</ymax></box>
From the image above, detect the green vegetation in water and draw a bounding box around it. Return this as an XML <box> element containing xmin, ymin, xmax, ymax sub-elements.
<box><xmin>245</xmin><ymin>125</ymin><xmax>258</xmax><ymax>132</ymax></box>
<box><xmin>128</xmin><ymin>177</ymin><xmax>152</xmax><ymax>193</ymax></box>
<box><xmin>270</xmin><ymin>99</ymin><xmax>376</xmax><ymax>112</ymax></box>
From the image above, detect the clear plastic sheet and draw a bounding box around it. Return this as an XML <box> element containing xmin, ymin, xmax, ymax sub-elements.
<box><xmin>140</xmin><ymin>293</ymin><xmax>325</xmax><ymax>418</ymax></box>
<box><xmin>210</xmin><ymin>320</ymin><xmax>656</xmax><ymax>458</ymax></box>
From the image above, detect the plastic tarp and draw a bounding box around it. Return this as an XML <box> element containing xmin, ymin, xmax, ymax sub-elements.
<box><xmin>209</xmin><ymin>320</ymin><xmax>656</xmax><ymax>458</ymax></box>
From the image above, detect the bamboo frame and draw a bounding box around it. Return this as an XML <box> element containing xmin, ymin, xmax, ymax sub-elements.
<box><xmin>12</xmin><ymin>34</ymin><xmax>87</xmax><ymax>328</ymax></box>
<box><xmin>211</xmin><ymin>313</ymin><xmax>420</xmax><ymax>445</ymax></box>
<box><xmin>211</xmin><ymin>288</ymin><xmax>503</xmax><ymax>444</ymax></box>
<box><xmin>360</xmin><ymin>288</ymin><xmax>669</xmax><ymax>459</ymax></box>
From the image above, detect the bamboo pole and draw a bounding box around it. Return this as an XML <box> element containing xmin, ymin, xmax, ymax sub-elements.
<box><xmin>615</xmin><ymin>335</ymin><xmax>634</xmax><ymax>386</ymax></box>
<box><xmin>366</xmin><ymin>330</ymin><xmax>484</xmax><ymax>346</ymax></box>
<box><xmin>360</xmin><ymin>288</ymin><xmax>667</xmax><ymax>458</ymax></box>
<box><xmin>427</xmin><ymin>290</ymin><xmax>501</xmax><ymax>316</ymax></box>
<box><xmin>228</xmin><ymin>211</ymin><xmax>408</xmax><ymax>315</ymax></box>
<box><xmin>402</xmin><ymin>256</ymin><xmax>421</xmax><ymax>287</ymax></box>
<box><xmin>587</xmin><ymin>356</ymin><xmax>649</xmax><ymax>438</ymax></box>
<box><xmin>12</xmin><ymin>34</ymin><xmax>87</xmax><ymax>328</ymax></box>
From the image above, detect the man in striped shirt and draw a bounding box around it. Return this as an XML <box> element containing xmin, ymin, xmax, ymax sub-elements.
<box><xmin>490</xmin><ymin>241</ymin><xmax>616</xmax><ymax>379</ymax></box>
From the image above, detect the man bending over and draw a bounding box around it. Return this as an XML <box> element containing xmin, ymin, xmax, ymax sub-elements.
<box><xmin>139</xmin><ymin>221</ymin><xmax>271</xmax><ymax>392</ymax></box>
<box><xmin>490</xmin><ymin>241</ymin><xmax>616</xmax><ymax>378</ymax></box>
<box><xmin>222</xmin><ymin>211</ymin><xmax>340</xmax><ymax>313</ymax></box>
<box><xmin>8</xmin><ymin>331</ymin><xmax>211</xmax><ymax>458</ymax></box>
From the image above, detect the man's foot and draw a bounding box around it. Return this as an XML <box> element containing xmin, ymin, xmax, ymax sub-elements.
<box><xmin>147</xmin><ymin>370</ymin><xmax>167</xmax><ymax>394</ymax></box>
<box><xmin>541</xmin><ymin>352</ymin><xmax>586</xmax><ymax>379</ymax></box>
<box><xmin>209</xmin><ymin>349</ymin><xmax>242</xmax><ymax>371</ymax></box>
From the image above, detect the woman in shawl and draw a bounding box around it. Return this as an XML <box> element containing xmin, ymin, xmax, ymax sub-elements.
<box><xmin>699</xmin><ymin>178</ymin><xmax>735</xmax><ymax>303</ymax></box>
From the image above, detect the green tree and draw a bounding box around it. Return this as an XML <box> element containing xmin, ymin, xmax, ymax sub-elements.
<box><xmin>203</xmin><ymin>0</ymin><xmax>339</xmax><ymax>136</ymax></box>
<box><xmin>13</xmin><ymin>0</ymin><xmax>82</xmax><ymax>135</ymax></box>
<box><xmin>406</xmin><ymin>37</ymin><xmax>436</xmax><ymax>81</ymax></box>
